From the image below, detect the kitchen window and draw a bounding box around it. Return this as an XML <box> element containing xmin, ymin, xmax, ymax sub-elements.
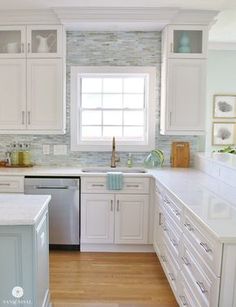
<box><xmin>70</xmin><ymin>66</ymin><xmax>156</xmax><ymax>151</ymax></box>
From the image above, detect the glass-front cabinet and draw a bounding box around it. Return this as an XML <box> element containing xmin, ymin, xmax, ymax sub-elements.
<box><xmin>27</xmin><ymin>25</ymin><xmax>63</xmax><ymax>58</ymax></box>
<box><xmin>0</xmin><ymin>26</ymin><xmax>26</xmax><ymax>58</ymax></box>
<box><xmin>0</xmin><ymin>25</ymin><xmax>63</xmax><ymax>58</ymax></box>
<box><xmin>164</xmin><ymin>25</ymin><xmax>208</xmax><ymax>58</ymax></box>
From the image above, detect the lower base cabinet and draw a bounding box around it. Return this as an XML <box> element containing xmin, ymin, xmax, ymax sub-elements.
<box><xmin>81</xmin><ymin>193</ymin><xmax>149</xmax><ymax>245</ymax></box>
<box><xmin>0</xmin><ymin>210</ymin><xmax>50</xmax><ymax>307</ymax></box>
<box><xmin>154</xmin><ymin>180</ymin><xmax>236</xmax><ymax>307</ymax></box>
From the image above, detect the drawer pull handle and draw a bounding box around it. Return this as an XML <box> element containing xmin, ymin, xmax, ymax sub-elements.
<box><xmin>173</xmin><ymin>209</ymin><xmax>180</xmax><ymax>216</ymax></box>
<box><xmin>126</xmin><ymin>184</ymin><xmax>139</xmax><ymax>188</ymax></box>
<box><xmin>0</xmin><ymin>183</ymin><xmax>11</xmax><ymax>186</ymax></box>
<box><xmin>168</xmin><ymin>272</ymin><xmax>175</xmax><ymax>281</ymax></box>
<box><xmin>91</xmin><ymin>184</ymin><xmax>104</xmax><ymax>187</ymax></box>
<box><xmin>170</xmin><ymin>238</ymin><xmax>178</xmax><ymax>247</ymax></box>
<box><xmin>182</xmin><ymin>256</ymin><xmax>190</xmax><ymax>266</ymax></box>
<box><xmin>117</xmin><ymin>200</ymin><xmax>120</xmax><ymax>212</ymax></box>
<box><xmin>179</xmin><ymin>295</ymin><xmax>188</xmax><ymax>306</ymax></box>
<box><xmin>184</xmin><ymin>223</ymin><xmax>194</xmax><ymax>231</ymax></box>
<box><xmin>200</xmin><ymin>242</ymin><xmax>212</xmax><ymax>253</ymax></box>
<box><xmin>196</xmin><ymin>281</ymin><xmax>207</xmax><ymax>294</ymax></box>
<box><xmin>110</xmin><ymin>200</ymin><xmax>113</xmax><ymax>211</ymax></box>
<box><xmin>158</xmin><ymin>212</ymin><xmax>162</xmax><ymax>226</ymax></box>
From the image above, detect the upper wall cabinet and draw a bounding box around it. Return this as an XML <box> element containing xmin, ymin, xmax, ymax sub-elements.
<box><xmin>160</xmin><ymin>24</ymin><xmax>209</xmax><ymax>135</ymax></box>
<box><xmin>0</xmin><ymin>24</ymin><xmax>65</xmax><ymax>134</ymax></box>
<box><xmin>0</xmin><ymin>26</ymin><xmax>26</xmax><ymax>58</ymax></box>
<box><xmin>162</xmin><ymin>25</ymin><xmax>208</xmax><ymax>59</ymax></box>
<box><xmin>27</xmin><ymin>25</ymin><xmax>63</xmax><ymax>58</ymax></box>
<box><xmin>0</xmin><ymin>25</ymin><xmax>63</xmax><ymax>58</ymax></box>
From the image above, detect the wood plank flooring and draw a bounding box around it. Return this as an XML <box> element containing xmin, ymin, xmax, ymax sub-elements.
<box><xmin>50</xmin><ymin>251</ymin><xmax>178</xmax><ymax>307</ymax></box>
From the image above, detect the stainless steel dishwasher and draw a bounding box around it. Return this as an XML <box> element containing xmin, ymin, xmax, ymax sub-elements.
<box><xmin>24</xmin><ymin>176</ymin><xmax>80</xmax><ymax>250</ymax></box>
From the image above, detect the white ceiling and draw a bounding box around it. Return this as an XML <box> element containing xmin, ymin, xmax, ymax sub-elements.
<box><xmin>0</xmin><ymin>0</ymin><xmax>235</xmax><ymax>10</ymax></box>
<box><xmin>0</xmin><ymin>0</ymin><xmax>236</xmax><ymax>42</ymax></box>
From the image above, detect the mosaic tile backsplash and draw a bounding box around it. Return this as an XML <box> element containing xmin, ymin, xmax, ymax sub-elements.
<box><xmin>0</xmin><ymin>31</ymin><xmax>199</xmax><ymax>166</ymax></box>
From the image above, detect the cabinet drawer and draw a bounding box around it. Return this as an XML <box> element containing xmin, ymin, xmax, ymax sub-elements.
<box><xmin>162</xmin><ymin>192</ymin><xmax>182</xmax><ymax>227</ymax></box>
<box><xmin>162</xmin><ymin>242</ymin><xmax>179</xmax><ymax>296</ymax></box>
<box><xmin>81</xmin><ymin>177</ymin><xmax>149</xmax><ymax>194</ymax></box>
<box><xmin>178</xmin><ymin>272</ymin><xmax>202</xmax><ymax>307</ymax></box>
<box><xmin>181</xmin><ymin>235</ymin><xmax>220</xmax><ymax>307</ymax></box>
<box><xmin>161</xmin><ymin>215</ymin><xmax>181</xmax><ymax>264</ymax></box>
<box><xmin>183</xmin><ymin>211</ymin><xmax>222</xmax><ymax>276</ymax></box>
<box><xmin>0</xmin><ymin>176</ymin><xmax>24</xmax><ymax>193</ymax></box>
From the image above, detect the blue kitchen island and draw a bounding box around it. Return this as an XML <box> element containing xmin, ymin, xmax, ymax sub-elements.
<box><xmin>0</xmin><ymin>194</ymin><xmax>51</xmax><ymax>307</ymax></box>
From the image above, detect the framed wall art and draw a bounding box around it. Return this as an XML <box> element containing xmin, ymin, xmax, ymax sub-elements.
<box><xmin>212</xmin><ymin>122</ymin><xmax>236</xmax><ymax>145</ymax></box>
<box><xmin>213</xmin><ymin>95</ymin><xmax>236</xmax><ymax>119</ymax></box>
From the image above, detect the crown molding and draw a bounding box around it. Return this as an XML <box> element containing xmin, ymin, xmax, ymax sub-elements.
<box><xmin>0</xmin><ymin>7</ymin><xmax>218</xmax><ymax>29</ymax></box>
<box><xmin>0</xmin><ymin>9</ymin><xmax>60</xmax><ymax>25</ymax></box>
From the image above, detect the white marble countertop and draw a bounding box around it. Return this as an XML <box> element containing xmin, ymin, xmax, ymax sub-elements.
<box><xmin>0</xmin><ymin>165</ymin><xmax>235</xmax><ymax>242</ymax></box>
<box><xmin>0</xmin><ymin>194</ymin><xmax>51</xmax><ymax>225</ymax></box>
<box><xmin>151</xmin><ymin>168</ymin><xmax>236</xmax><ymax>243</ymax></box>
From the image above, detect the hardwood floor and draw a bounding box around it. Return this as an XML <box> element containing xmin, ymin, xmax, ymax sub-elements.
<box><xmin>50</xmin><ymin>251</ymin><xmax>178</xmax><ymax>307</ymax></box>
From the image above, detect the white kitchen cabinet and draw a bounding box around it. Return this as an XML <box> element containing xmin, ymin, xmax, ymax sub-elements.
<box><xmin>162</xmin><ymin>25</ymin><xmax>208</xmax><ymax>59</ymax></box>
<box><xmin>27</xmin><ymin>59</ymin><xmax>64</xmax><ymax>131</ymax></box>
<box><xmin>27</xmin><ymin>25</ymin><xmax>63</xmax><ymax>58</ymax></box>
<box><xmin>0</xmin><ymin>26</ymin><xmax>26</xmax><ymax>58</ymax></box>
<box><xmin>0</xmin><ymin>25</ymin><xmax>63</xmax><ymax>58</ymax></box>
<box><xmin>0</xmin><ymin>59</ymin><xmax>26</xmax><ymax>130</ymax></box>
<box><xmin>0</xmin><ymin>176</ymin><xmax>24</xmax><ymax>193</ymax></box>
<box><xmin>160</xmin><ymin>58</ymin><xmax>206</xmax><ymax>135</ymax></box>
<box><xmin>81</xmin><ymin>193</ymin><xmax>149</xmax><ymax>245</ymax></box>
<box><xmin>0</xmin><ymin>58</ymin><xmax>65</xmax><ymax>133</ymax></box>
<box><xmin>115</xmin><ymin>194</ymin><xmax>148</xmax><ymax>244</ymax></box>
<box><xmin>154</xmin><ymin>180</ymin><xmax>224</xmax><ymax>307</ymax></box>
<box><xmin>160</xmin><ymin>24</ymin><xmax>208</xmax><ymax>135</ymax></box>
<box><xmin>81</xmin><ymin>194</ymin><xmax>114</xmax><ymax>244</ymax></box>
<box><xmin>0</xmin><ymin>24</ymin><xmax>65</xmax><ymax>134</ymax></box>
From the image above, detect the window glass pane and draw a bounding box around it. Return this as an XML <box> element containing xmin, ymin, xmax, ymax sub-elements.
<box><xmin>81</xmin><ymin>94</ymin><xmax>102</xmax><ymax>108</ymax></box>
<box><xmin>81</xmin><ymin>78</ymin><xmax>102</xmax><ymax>93</ymax></box>
<box><xmin>81</xmin><ymin>126</ymin><xmax>102</xmax><ymax>138</ymax></box>
<box><xmin>103</xmin><ymin>78</ymin><xmax>122</xmax><ymax>93</ymax></box>
<box><xmin>103</xmin><ymin>94</ymin><xmax>122</xmax><ymax>108</ymax></box>
<box><xmin>103</xmin><ymin>126</ymin><xmax>122</xmax><ymax>137</ymax></box>
<box><xmin>123</xmin><ymin>78</ymin><xmax>145</xmax><ymax>93</ymax></box>
<box><xmin>124</xmin><ymin>111</ymin><xmax>144</xmax><ymax>125</ymax></box>
<box><xmin>103</xmin><ymin>111</ymin><xmax>122</xmax><ymax>125</ymax></box>
<box><xmin>123</xmin><ymin>94</ymin><xmax>144</xmax><ymax>109</ymax></box>
<box><xmin>82</xmin><ymin>110</ymin><xmax>101</xmax><ymax>125</ymax></box>
<box><xmin>124</xmin><ymin>126</ymin><xmax>144</xmax><ymax>138</ymax></box>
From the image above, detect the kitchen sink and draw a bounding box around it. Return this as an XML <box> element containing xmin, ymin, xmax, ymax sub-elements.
<box><xmin>81</xmin><ymin>167</ymin><xmax>147</xmax><ymax>173</ymax></box>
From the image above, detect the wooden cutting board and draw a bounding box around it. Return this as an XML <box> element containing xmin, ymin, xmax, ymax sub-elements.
<box><xmin>171</xmin><ymin>142</ymin><xmax>190</xmax><ymax>168</ymax></box>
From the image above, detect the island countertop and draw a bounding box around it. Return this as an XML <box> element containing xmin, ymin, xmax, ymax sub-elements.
<box><xmin>0</xmin><ymin>194</ymin><xmax>51</xmax><ymax>225</ymax></box>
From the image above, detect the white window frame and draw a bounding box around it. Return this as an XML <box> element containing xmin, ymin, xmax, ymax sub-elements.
<box><xmin>70</xmin><ymin>66</ymin><xmax>156</xmax><ymax>152</ymax></box>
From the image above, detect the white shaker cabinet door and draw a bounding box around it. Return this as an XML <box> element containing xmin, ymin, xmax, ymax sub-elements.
<box><xmin>115</xmin><ymin>194</ymin><xmax>149</xmax><ymax>244</ymax></box>
<box><xmin>81</xmin><ymin>194</ymin><xmax>115</xmax><ymax>244</ymax></box>
<box><xmin>0</xmin><ymin>59</ymin><xmax>26</xmax><ymax>130</ymax></box>
<box><xmin>161</xmin><ymin>58</ymin><xmax>206</xmax><ymax>135</ymax></box>
<box><xmin>27</xmin><ymin>58</ymin><xmax>64</xmax><ymax>132</ymax></box>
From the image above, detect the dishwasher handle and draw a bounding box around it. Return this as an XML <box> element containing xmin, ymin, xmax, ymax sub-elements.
<box><xmin>35</xmin><ymin>186</ymin><xmax>70</xmax><ymax>190</ymax></box>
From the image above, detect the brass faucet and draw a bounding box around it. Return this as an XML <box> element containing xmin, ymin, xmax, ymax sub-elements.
<box><xmin>111</xmin><ymin>137</ymin><xmax>120</xmax><ymax>168</ymax></box>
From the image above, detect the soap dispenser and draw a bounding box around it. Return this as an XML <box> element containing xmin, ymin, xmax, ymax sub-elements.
<box><xmin>127</xmin><ymin>153</ymin><xmax>133</xmax><ymax>168</ymax></box>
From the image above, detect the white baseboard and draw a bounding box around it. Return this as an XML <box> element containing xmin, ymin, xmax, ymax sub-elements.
<box><xmin>80</xmin><ymin>244</ymin><xmax>154</xmax><ymax>252</ymax></box>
